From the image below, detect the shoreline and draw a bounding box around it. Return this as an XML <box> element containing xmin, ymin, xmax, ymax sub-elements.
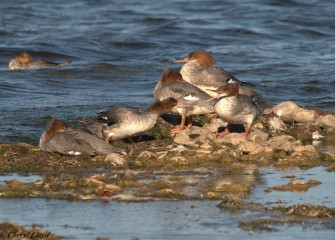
<box><xmin>0</xmin><ymin>101</ymin><xmax>334</xmax><ymax>235</ymax></box>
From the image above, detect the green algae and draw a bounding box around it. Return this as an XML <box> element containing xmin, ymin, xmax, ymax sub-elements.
<box><xmin>274</xmin><ymin>204</ymin><xmax>335</xmax><ymax>218</ymax></box>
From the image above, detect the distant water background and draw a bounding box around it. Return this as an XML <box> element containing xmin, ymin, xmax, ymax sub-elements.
<box><xmin>1</xmin><ymin>0</ymin><xmax>335</xmax><ymax>144</ymax></box>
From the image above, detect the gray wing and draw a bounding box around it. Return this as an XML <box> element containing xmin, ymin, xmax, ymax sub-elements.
<box><xmin>97</xmin><ymin>106</ymin><xmax>141</xmax><ymax>125</ymax></box>
<box><xmin>80</xmin><ymin>118</ymin><xmax>105</xmax><ymax>139</ymax></box>
<box><xmin>208</xmin><ymin>67</ymin><xmax>239</xmax><ymax>83</ymax></box>
<box><xmin>206</xmin><ymin>67</ymin><xmax>259</xmax><ymax>97</ymax></box>
<box><xmin>154</xmin><ymin>84</ymin><xmax>183</xmax><ymax>101</ymax></box>
<box><xmin>237</xmin><ymin>95</ymin><xmax>266</xmax><ymax>120</ymax></box>
<box><xmin>47</xmin><ymin>130</ymin><xmax>125</xmax><ymax>156</ymax></box>
<box><xmin>168</xmin><ymin>81</ymin><xmax>212</xmax><ymax>100</ymax></box>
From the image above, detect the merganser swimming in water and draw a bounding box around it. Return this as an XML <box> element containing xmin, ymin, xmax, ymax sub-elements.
<box><xmin>154</xmin><ymin>68</ymin><xmax>214</xmax><ymax>133</ymax></box>
<box><xmin>209</xmin><ymin>83</ymin><xmax>266</xmax><ymax>138</ymax></box>
<box><xmin>174</xmin><ymin>49</ymin><xmax>258</xmax><ymax>97</ymax></box>
<box><xmin>8</xmin><ymin>52</ymin><xmax>71</xmax><ymax>70</ymax></box>
<box><xmin>97</xmin><ymin>97</ymin><xmax>179</xmax><ymax>143</ymax></box>
<box><xmin>39</xmin><ymin>118</ymin><xmax>125</xmax><ymax>156</ymax></box>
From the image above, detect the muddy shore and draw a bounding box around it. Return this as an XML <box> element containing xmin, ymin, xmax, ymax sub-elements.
<box><xmin>0</xmin><ymin>101</ymin><xmax>334</xmax><ymax>236</ymax></box>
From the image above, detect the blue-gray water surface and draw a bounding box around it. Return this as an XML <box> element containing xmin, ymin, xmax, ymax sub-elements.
<box><xmin>1</xmin><ymin>1</ymin><xmax>335</xmax><ymax>239</ymax></box>
<box><xmin>1</xmin><ymin>0</ymin><xmax>335</xmax><ymax>144</ymax></box>
<box><xmin>0</xmin><ymin>167</ymin><xmax>335</xmax><ymax>239</ymax></box>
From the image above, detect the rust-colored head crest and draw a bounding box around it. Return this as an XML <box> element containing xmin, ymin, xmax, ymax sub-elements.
<box><xmin>188</xmin><ymin>49</ymin><xmax>215</xmax><ymax>68</ymax></box>
<box><xmin>45</xmin><ymin>118</ymin><xmax>69</xmax><ymax>140</ymax></box>
<box><xmin>160</xmin><ymin>68</ymin><xmax>182</xmax><ymax>86</ymax></box>
<box><xmin>15</xmin><ymin>52</ymin><xmax>33</xmax><ymax>64</ymax></box>
<box><xmin>149</xmin><ymin>97</ymin><xmax>178</xmax><ymax>114</ymax></box>
<box><xmin>213</xmin><ymin>83</ymin><xmax>239</xmax><ymax>96</ymax></box>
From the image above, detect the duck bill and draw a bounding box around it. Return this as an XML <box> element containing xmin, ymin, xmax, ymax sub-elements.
<box><xmin>173</xmin><ymin>57</ymin><xmax>189</xmax><ymax>63</ymax></box>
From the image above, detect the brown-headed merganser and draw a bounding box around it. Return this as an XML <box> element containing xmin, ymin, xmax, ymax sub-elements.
<box><xmin>99</xmin><ymin>97</ymin><xmax>179</xmax><ymax>142</ymax></box>
<box><xmin>8</xmin><ymin>52</ymin><xmax>71</xmax><ymax>70</ymax></box>
<box><xmin>39</xmin><ymin>118</ymin><xmax>125</xmax><ymax>156</ymax></box>
<box><xmin>209</xmin><ymin>83</ymin><xmax>266</xmax><ymax>138</ymax></box>
<box><xmin>174</xmin><ymin>49</ymin><xmax>258</xmax><ymax>97</ymax></box>
<box><xmin>154</xmin><ymin>68</ymin><xmax>214</xmax><ymax>133</ymax></box>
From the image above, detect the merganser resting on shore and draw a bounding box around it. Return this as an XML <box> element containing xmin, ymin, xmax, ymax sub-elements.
<box><xmin>39</xmin><ymin>118</ymin><xmax>125</xmax><ymax>156</ymax></box>
<box><xmin>209</xmin><ymin>83</ymin><xmax>266</xmax><ymax>138</ymax></box>
<box><xmin>97</xmin><ymin>97</ymin><xmax>179</xmax><ymax>143</ymax></box>
<box><xmin>154</xmin><ymin>68</ymin><xmax>214</xmax><ymax>133</ymax></box>
<box><xmin>174</xmin><ymin>49</ymin><xmax>258</xmax><ymax>98</ymax></box>
<box><xmin>8</xmin><ymin>52</ymin><xmax>71</xmax><ymax>70</ymax></box>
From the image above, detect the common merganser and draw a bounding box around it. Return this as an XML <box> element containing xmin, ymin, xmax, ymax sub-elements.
<box><xmin>99</xmin><ymin>97</ymin><xmax>179</xmax><ymax>142</ymax></box>
<box><xmin>209</xmin><ymin>83</ymin><xmax>266</xmax><ymax>138</ymax></box>
<box><xmin>8</xmin><ymin>52</ymin><xmax>71</xmax><ymax>70</ymax></box>
<box><xmin>39</xmin><ymin>118</ymin><xmax>125</xmax><ymax>156</ymax></box>
<box><xmin>154</xmin><ymin>68</ymin><xmax>214</xmax><ymax>133</ymax></box>
<box><xmin>174</xmin><ymin>49</ymin><xmax>258</xmax><ymax>97</ymax></box>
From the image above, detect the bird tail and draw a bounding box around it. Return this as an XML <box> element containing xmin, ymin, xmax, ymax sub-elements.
<box><xmin>57</xmin><ymin>59</ymin><xmax>72</xmax><ymax>66</ymax></box>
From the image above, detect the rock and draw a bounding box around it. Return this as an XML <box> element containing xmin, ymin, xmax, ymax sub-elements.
<box><xmin>200</xmin><ymin>142</ymin><xmax>213</xmax><ymax>150</ymax></box>
<box><xmin>238</xmin><ymin>141</ymin><xmax>262</xmax><ymax>154</ymax></box>
<box><xmin>293</xmin><ymin>145</ymin><xmax>320</xmax><ymax>158</ymax></box>
<box><xmin>272</xmin><ymin>101</ymin><xmax>299</xmax><ymax>122</ymax></box>
<box><xmin>316</xmin><ymin>114</ymin><xmax>335</xmax><ymax>131</ymax></box>
<box><xmin>203</xmin><ymin>118</ymin><xmax>226</xmax><ymax>132</ymax></box>
<box><xmin>266</xmin><ymin>135</ymin><xmax>300</xmax><ymax>152</ymax></box>
<box><xmin>270</xmin><ymin>180</ymin><xmax>310</xmax><ymax>192</ymax></box>
<box><xmin>138</xmin><ymin>150</ymin><xmax>157</xmax><ymax>159</ymax></box>
<box><xmin>253</xmin><ymin>122</ymin><xmax>264</xmax><ymax>129</ymax></box>
<box><xmin>307</xmin><ymin>179</ymin><xmax>322</xmax><ymax>185</ymax></box>
<box><xmin>173</xmin><ymin>129</ymin><xmax>198</xmax><ymax>147</ymax></box>
<box><xmin>170</xmin><ymin>145</ymin><xmax>189</xmax><ymax>153</ymax></box>
<box><xmin>276</xmin><ymin>204</ymin><xmax>335</xmax><ymax>218</ymax></box>
<box><xmin>188</xmin><ymin>126</ymin><xmax>210</xmax><ymax>142</ymax></box>
<box><xmin>322</xmin><ymin>152</ymin><xmax>335</xmax><ymax>162</ymax></box>
<box><xmin>169</xmin><ymin>156</ymin><xmax>189</xmax><ymax>165</ymax></box>
<box><xmin>248</xmin><ymin>129</ymin><xmax>269</xmax><ymax>142</ymax></box>
<box><xmin>111</xmin><ymin>193</ymin><xmax>137</xmax><ymax>201</ymax></box>
<box><xmin>105</xmin><ymin>153</ymin><xmax>127</xmax><ymax>167</ymax></box>
<box><xmin>250</xmin><ymin>146</ymin><xmax>273</xmax><ymax>159</ymax></box>
<box><xmin>275</xmin><ymin>149</ymin><xmax>321</xmax><ymax>169</ymax></box>
<box><xmin>268</xmin><ymin>117</ymin><xmax>286</xmax><ymax>132</ymax></box>
<box><xmin>239</xmin><ymin>144</ymin><xmax>273</xmax><ymax>163</ymax></box>
<box><xmin>96</xmin><ymin>183</ymin><xmax>121</xmax><ymax>193</ymax></box>
<box><xmin>196</xmin><ymin>149</ymin><xmax>212</xmax><ymax>154</ymax></box>
<box><xmin>153</xmin><ymin>188</ymin><xmax>187</xmax><ymax>199</ymax></box>
<box><xmin>293</xmin><ymin>108</ymin><xmax>319</xmax><ymax>123</ymax></box>
<box><xmin>214</xmin><ymin>133</ymin><xmax>246</xmax><ymax>146</ymax></box>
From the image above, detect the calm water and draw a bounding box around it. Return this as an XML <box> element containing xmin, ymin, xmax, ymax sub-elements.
<box><xmin>0</xmin><ymin>167</ymin><xmax>335</xmax><ymax>239</ymax></box>
<box><xmin>0</xmin><ymin>0</ymin><xmax>335</xmax><ymax>144</ymax></box>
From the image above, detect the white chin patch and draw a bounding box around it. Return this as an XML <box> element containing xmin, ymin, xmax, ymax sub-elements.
<box><xmin>227</xmin><ymin>78</ymin><xmax>235</xmax><ymax>83</ymax></box>
<box><xmin>68</xmin><ymin>151</ymin><xmax>81</xmax><ymax>155</ymax></box>
<box><xmin>184</xmin><ymin>95</ymin><xmax>199</xmax><ymax>101</ymax></box>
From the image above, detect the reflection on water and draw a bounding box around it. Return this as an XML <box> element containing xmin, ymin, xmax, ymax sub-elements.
<box><xmin>0</xmin><ymin>166</ymin><xmax>334</xmax><ymax>239</ymax></box>
<box><xmin>0</xmin><ymin>174</ymin><xmax>40</xmax><ymax>184</ymax></box>
<box><xmin>249</xmin><ymin>166</ymin><xmax>335</xmax><ymax>208</ymax></box>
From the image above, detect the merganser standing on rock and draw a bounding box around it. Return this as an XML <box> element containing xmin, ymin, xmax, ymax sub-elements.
<box><xmin>39</xmin><ymin>118</ymin><xmax>125</xmax><ymax>156</ymax></box>
<box><xmin>8</xmin><ymin>52</ymin><xmax>71</xmax><ymax>70</ymax></box>
<box><xmin>174</xmin><ymin>49</ymin><xmax>258</xmax><ymax>97</ymax></box>
<box><xmin>99</xmin><ymin>97</ymin><xmax>179</xmax><ymax>142</ymax></box>
<box><xmin>209</xmin><ymin>83</ymin><xmax>266</xmax><ymax>138</ymax></box>
<box><xmin>154</xmin><ymin>68</ymin><xmax>214</xmax><ymax>133</ymax></box>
